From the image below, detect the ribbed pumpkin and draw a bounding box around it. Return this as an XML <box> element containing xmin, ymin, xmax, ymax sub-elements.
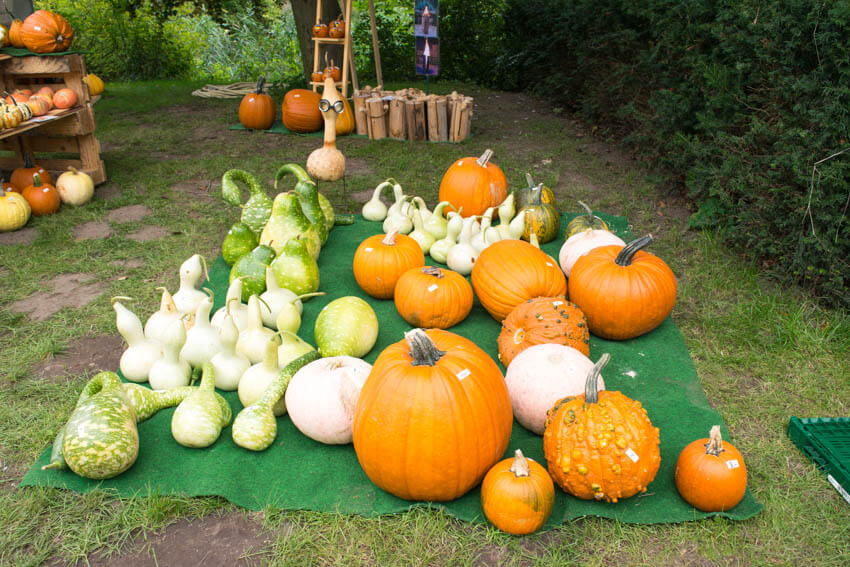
<box><xmin>353</xmin><ymin>230</ymin><xmax>425</xmax><ymax>299</ymax></box>
<box><xmin>22</xmin><ymin>173</ymin><xmax>60</xmax><ymax>216</ymax></box>
<box><xmin>516</xmin><ymin>173</ymin><xmax>556</xmax><ymax>209</ymax></box>
<box><xmin>471</xmin><ymin>239</ymin><xmax>567</xmax><ymax>321</ymax></box>
<box><xmin>520</xmin><ymin>185</ymin><xmax>560</xmax><ymax>244</ymax></box>
<box><xmin>20</xmin><ymin>10</ymin><xmax>74</xmax><ymax>53</ymax></box>
<box><xmin>335</xmin><ymin>97</ymin><xmax>355</xmax><ymax>136</ymax></box>
<box><xmin>481</xmin><ymin>449</ymin><xmax>554</xmax><ymax>535</ymax></box>
<box><xmin>239</xmin><ymin>77</ymin><xmax>275</xmax><ymax>130</ymax></box>
<box><xmin>438</xmin><ymin>149</ymin><xmax>508</xmax><ymax>217</ymax></box>
<box><xmin>675</xmin><ymin>426</ymin><xmax>747</xmax><ymax>512</ymax></box>
<box><xmin>0</xmin><ymin>185</ymin><xmax>30</xmax><ymax>231</ymax></box>
<box><xmin>281</xmin><ymin>89</ymin><xmax>322</xmax><ymax>133</ymax></box>
<box><xmin>11</xmin><ymin>153</ymin><xmax>51</xmax><ymax>191</ymax></box>
<box><xmin>498</xmin><ymin>296</ymin><xmax>589</xmax><ymax>367</ymax></box>
<box><xmin>394</xmin><ymin>266</ymin><xmax>473</xmax><ymax>329</ymax></box>
<box><xmin>569</xmin><ymin>235</ymin><xmax>677</xmax><ymax>340</ymax></box>
<box><xmin>565</xmin><ymin>200</ymin><xmax>609</xmax><ymax>238</ymax></box>
<box><xmin>353</xmin><ymin>328</ymin><xmax>513</xmax><ymax>501</ymax></box>
<box><xmin>8</xmin><ymin>19</ymin><xmax>24</xmax><ymax>48</ymax></box>
<box><xmin>52</xmin><ymin>88</ymin><xmax>77</xmax><ymax>109</ymax></box>
<box><xmin>543</xmin><ymin>353</ymin><xmax>661</xmax><ymax>502</ymax></box>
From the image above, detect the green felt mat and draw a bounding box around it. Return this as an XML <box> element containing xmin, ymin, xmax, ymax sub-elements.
<box><xmin>22</xmin><ymin>212</ymin><xmax>763</xmax><ymax>526</ymax></box>
<box><xmin>0</xmin><ymin>47</ymin><xmax>87</xmax><ymax>57</ymax></box>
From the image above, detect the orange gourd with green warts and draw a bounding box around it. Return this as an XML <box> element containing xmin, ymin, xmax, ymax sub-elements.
<box><xmin>497</xmin><ymin>296</ymin><xmax>589</xmax><ymax>367</ymax></box>
<box><xmin>394</xmin><ymin>266</ymin><xmax>473</xmax><ymax>329</ymax></box>
<box><xmin>543</xmin><ymin>353</ymin><xmax>661</xmax><ymax>502</ymax></box>
<box><xmin>481</xmin><ymin>449</ymin><xmax>554</xmax><ymax>535</ymax></box>
<box><xmin>675</xmin><ymin>426</ymin><xmax>748</xmax><ymax>512</ymax></box>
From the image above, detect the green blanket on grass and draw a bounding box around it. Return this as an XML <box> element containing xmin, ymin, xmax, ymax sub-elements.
<box><xmin>22</xmin><ymin>212</ymin><xmax>762</xmax><ymax>526</ymax></box>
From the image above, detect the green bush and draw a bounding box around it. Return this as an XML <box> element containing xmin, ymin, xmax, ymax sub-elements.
<box><xmin>493</xmin><ymin>0</ymin><xmax>850</xmax><ymax>308</ymax></box>
<box><xmin>352</xmin><ymin>0</ymin><xmax>414</xmax><ymax>83</ymax></box>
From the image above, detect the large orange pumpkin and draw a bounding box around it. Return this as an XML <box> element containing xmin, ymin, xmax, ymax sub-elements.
<box><xmin>238</xmin><ymin>77</ymin><xmax>275</xmax><ymax>130</ymax></box>
<box><xmin>20</xmin><ymin>10</ymin><xmax>74</xmax><ymax>53</ymax></box>
<box><xmin>471</xmin><ymin>239</ymin><xmax>567</xmax><ymax>322</ymax></box>
<box><xmin>394</xmin><ymin>266</ymin><xmax>473</xmax><ymax>329</ymax></box>
<box><xmin>543</xmin><ymin>353</ymin><xmax>661</xmax><ymax>502</ymax></box>
<box><xmin>281</xmin><ymin>89</ymin><xmax>322</xmax><ymax>133</ymax></box>
<box><xmin>11</xmin><ymin>153</ymin><xmax>51</xmax><ymax>191</ymax></box>
<box><xmin>352</xmin><ymin>230</ymin><xmax>425</xmax><ymax>299</ymax></box>
<box><xmin>335</xmin><ymin>96</ymin><xmax>355</xmax><ymax>136</ymax></box>
<box><xmin>497</xmin><ymin>296</ymin><xmax>589</xmax><ymax>367</ymax></box>
<box><xmin>22</xmin><ymin>173</ymin><xmax>60</xmax><ymax>216</ymax></box>
<box><xmin>675</xmin><ymin>426</ymin><xmax>747</xmax><ymax>512</ymax></box>
<box><xmin>8</xmin><ymin>19</ymin><xmax>24</xmax><ymax>48</ymax></box>
<box><xmin>353</xmin><ymin>328</ymin><xmax>513</xmax><ymax>501</ymax></box>
<box><xmin>481</xmin><ymin>449</ymin><xmax>554</xmax><ymax>535</ymax></box>
<box><xmin>438</xmin><ymin>149</ymin><xmax>507</xmax><ymax>217</ymax></box>
<box><xmin>568</xmin><ymin>234</ymin><xmax>677</xmax><ymax>340</ymax></box>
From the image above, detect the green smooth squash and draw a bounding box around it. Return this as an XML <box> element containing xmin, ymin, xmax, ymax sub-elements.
<box><xmin>172</xmin><ymin>363</ymin><xmax>232</xmax><ymax>448</ymax></box>
<box><xmin>230</xmin><ymin>243</ymin><xmax>276</xmax><ymax>301</ymax></box>
<box><xmin>222</xmin><ymin>222</ymin><xmax>259</xmax><ymax>266</ymax></box>
<box><xmin>221</xmin><ymin>169</ymin><xmax>273</xmax><ymax>235</ymax></box>
<box><xmin>232</xmin><ymin>350</ymin><xmax>320</xmax><ymax>451</ymax></box>
<box><xmin>275</xmin><ymin>163</ymin><xmax>330</xmax><ymax>244</ymax></box>
<box><xmin>314</xmin><ymin>296</ymin><xmax>379</xmax><ymax>358</ymax></box>
<box><xmin>259</xmin><ymin>192</ymin><xmax>321</xmax><ymax>259</ymax></box>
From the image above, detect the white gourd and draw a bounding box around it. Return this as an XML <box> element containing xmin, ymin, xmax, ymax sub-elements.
<box><xmin>236</xmin><ymin>295</ymin><xmax>276</xmax><ymax>364</ymax></box>
<box><xmin>180</xmin><ymin>289</ymin><xmax>222</xmax><ymax>368</ymax></box>
<box><xmin>385</xmin><ymin>180</ymin><xmax>406</xmax><ymax>218</ymax></box>
<box><xmin>278</xmin><ymin>330</ymin><xmax>316</xmax><ymax>367</ymax></box>
<box><xmin>558</xmin><ymin>228</ymin><xmax>626</xmax><ymax>277</ymax></box>
<box><xmin>148</xmin><ymin>318</ymin><xmax>192</xmax><ymax>390</ymax></box>
<box><xmin>209</xmin><ymin>310</ymin><xmax>250</xmax><ymax>391</ymax></box>
<box><xmin>505</xmin><ymin>344</ymin><xmax>606</xmax><ymax>435</ymax></box>
<box><xmin>446</xmin><ymin>216</ymin><xmax>478</xmax><ymax>275</ymax></box>
<box><xmin>210</xmin><ymin>278</ymin><xmax>249</xmax><ymax>332</ymax></box>
<box><xmin>259</xmin><ymin>266</ymin><xmax>293</xmax><ymax>329</ymax></box>
<box><xmin>429</xmin><ymin>210</ymin><xmax>462</xmax><ymax>264</ymax></box>
<box><xmin>238</xmin><ymin>334</ymin><xmax>286</xmax><ymax>415</ymax></box>
<box><xmin>495</xmin><ymin>193</ymin><xmax>516</xmax><ymax>240</ymax></box>
<box><xmin>112</xmin><ymin>297</ymin><xmax>162</xmax><ymax>383</ymax></box>
<box><xmin>471</xmin><ymin>208</ymin><xmax>495</xmax><ymax>254</ymax></box>
<box><xmin>275</xmin><ymin>291</ymin><xmax>325</xmax><ymax>334</ymax></box>
<box><xmin>382</xmin><ymin>197</ymin><xmax>413</xmax><ymax>234</ymax></box>
<box><xmin>408</xmin><ymin>207</ymin><xmax>435</xmax><ymax>254</ymax></box>
<box><xmin>173</xmin><ymin>254</ymin><xmax>208</xmax><ymax>316</ymax></box>
<box><xmin>284</xmin><ymin>356</ymin><xmax>372</xmax><ymax>444</ymax></box>
<box><xmin>508</xmin><ymin>209</ymin><xmax>529</xmax><ymax>239</ymax></box>
<box><xmin>423</xmin><ymin>201</ymin><xmax>453</xmax><ymax>240</ymax></box>
<box><xmin>144</xmin><ymin>287</ymin><xmax>183</xmax><ymax>344</ymax></box>
<box><xmin>362</xmin><ymin>179</ymin><xmax>393</xmax><ymax>221</ymax></box>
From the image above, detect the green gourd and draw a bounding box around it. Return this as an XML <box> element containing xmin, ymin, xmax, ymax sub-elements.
<box><xmin>172</xmin><ymin>363</ymin><xmax>232</xmax><ymax>448</ymax></box>
<box><xmin>221</xmin><ymin>169</ymin><xmax>273</xmax><ymax>235</ymax></box>
<box><xmin>516</xmin><ymin>173</ymin><xmax>557</xmax><ymax>209</ymax></box>
<box><xmin>230</xmin><ymin>243</ymin><xmax>276</xmax><ymax>302</ymax></box>
<box><xmin>314</xmin><ymin>296</ymin><xmax>379</xmax><ymax>358</ymax></box>
<box><xmin>520</xmin><ymin>185</ymin><xmax>561</xmax><ymax>244</ymax></box>
<box><xmin>232</xmin><ymin>351</ymin><xmax>320</xmax><ymax>451</ymax></box>
<box><xmin>274</xmin><ymin>163</ymin><xmax>329</xmax><ymax>244</ymax></box>
<box><xmin>260</xmin><ymin>192</ymin><xmax>322</xmax><ymax>259</ymax></box>
<box><xmin>565</xmin><ymin>200</ymin><xmax>609</xmax><ymax>239</ymax></box>
<box><xmin>270</xmin><ymin>236</ymin><xmax>320</xmax><ymax>296</ymax></box>
<box><xmin>222</xmin><ymin>222</ymin><xmax>259</xmax><ymax>266</ymax></box>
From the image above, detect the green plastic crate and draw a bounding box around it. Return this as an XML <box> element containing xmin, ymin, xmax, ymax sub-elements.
<box><xmin>787</xmin><ymin>417</ymin><xmax>850</xmax><ymax>504</ymax></box>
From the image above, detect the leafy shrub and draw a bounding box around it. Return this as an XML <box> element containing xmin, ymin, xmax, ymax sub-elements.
<box><xmin>352</xmin><ymin>0</ymin><xmax>414</xmax><ymax>83</ymax></box>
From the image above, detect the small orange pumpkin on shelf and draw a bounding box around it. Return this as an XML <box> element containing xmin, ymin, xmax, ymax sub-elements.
<box><xmin>323</xmin><ymin>56</ymin><xmax>341</xmax><ymax>82</ymax></box>
<box><xmin>329</xmin><ymin>14</ymin><xmax>345</xmax><ymax>38</ymax></box>
<box><xmin>52</xmin><ymin>87</ymin><xmax>77</xmax><ymax>109</ymax></box>
<box><xmin>353</xmin><ymin>229</ymin><xmax>425</xmax><ymax>299</ymax></box>
<box><xmin>8</xmin><ymin>19</ymin><xmax>25</xmax><ymax>48</ymax></box>
<box><xmin>675</xmin><ymin>426</ymin><xmax>748</xmax><ymax>512</ymax></box>
<box><xmin>22</xmin><ymin>173</ymin><xmax>60</xmax><ymax>216</ymax></box>
<box><xmin>11</xmin><ymin>153</ymin><xmax>51</xmax><ymax>191</ymax></box>
<box><xmin>481</xmin><ymin>449</ymin><xmax>555</xmax><ymax>535</ymax></box>
<box><xmin>497</xmin><ymin>296</ymin><xmax>589</xmax><ymax>367</ymax></box>
<box><xmin>312</xmin><ymin>22</ymin><xmax>328</xmax><ymax>37</ymax></box>
<box><xmin>394</xmin><ymin>266</ymin><xmax>473</xmax><ymax>329</ymax></box>
<box><xmin>238</xmin><ymin>76</ymin><xmax>275</xmax><ymax>130</ymax></box>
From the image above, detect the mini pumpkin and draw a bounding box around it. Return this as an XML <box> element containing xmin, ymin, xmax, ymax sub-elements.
<box><xmin>8</xmin><ymin>19</ymin><xmax>24</xmax><ymax>48</ymax></box>
<box><xmin>471</xmin><ymin>239</ymin><xmax>567</xmax><ymax>321</ymax></box>
<box><xmin>329</xmin><ymin>14</ymin><xmax>345</xmax><ymax>37</ymax></box>
<box><xmin>438</xmin><ymin>149</ymin><xmax>508</xmax><ymax>217</ymax></box>
<box><xmin>516</xmin><ymin>173</ymin><xmax>556</xmax><ymax>209</ymax></box>
<box><xmin>394</xmin><ymin>266</ymin><xmax>473</xmax><ymax>329</ymax></box>
<box><xmin>565</xmin><ymin>200</ymin><xmax>609</xmax><ymax>238</ymax></box>
<box><xmin>323</xmin><ymin>58</ymin><xmax>341</xmax><ymax>82</ymax></box>
<box><xmin>543</xmin><ymin>353</ymin><xmax>661</xmax><ymax>502</ymax></box>
<box><xmin>568</xmin><ymin>235</ymin><xmax>677</xmax><ymax>340</ymax></box>
<box><xmin>22</xmin><ymin>173</ymin><xmax>60</xmax><ymax>216</ymax></box>
<box><xmin>520</xmin><ymin>184</ymin><xmax>560</xmax><ymax>244</ymax></box>
<box><xmin>481</xmin><ymin>449</ymin><xmax>554</xmax><ymax>535</ymax></box>
<box><xmin>52</xmin><ymin>88</ymin><xmax>77</xmax><ymax>109</ymax></box>
<box><xmin>675</xmin><ymin>426</ymin><xmax>747</xmax><ymax>512</ymax></box>
<box><xmin>498</xmin><ymin>296</ymin><xmax>589</xmax><ymax>367</ymax></box>
<box><xmin>11</xmin><ymin>153</ymin><xmax>51</xmax><ymax>191</ymax></box>
<box><xmin>238</xmin><ymin>76</ymin><xmax>275</xmax><ymax>130</ymax></box>
<box><xmin>353</xmin><ymin>229</ymin><xmax>425</xmax><ymax>299</ymax></box>
<box><xmin>312</xmin><ymin>23</ymin><xmax>329</xmax><ymax>37</ymax></box>
<box><xmin>0</xmin><ymin>184</ymin><xmax>31</xmax><ymax>231</ymax></box>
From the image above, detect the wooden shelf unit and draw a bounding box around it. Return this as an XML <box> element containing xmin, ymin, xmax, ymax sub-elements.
<box><xmin>312</xmin><ymin>0</ymin><xmax>354</xmax><ymax>97</ymax></box>
<box><xmin>0</xmin><ymin>54</ymin><xmax>106</xmax><ymax>185</ymax></box>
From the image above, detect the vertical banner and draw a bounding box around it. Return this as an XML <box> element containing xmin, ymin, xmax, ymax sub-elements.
<box><xmin>415</xmin><ymin>0</ymin><xmax>438</xmax><ymax>76</ymax></box>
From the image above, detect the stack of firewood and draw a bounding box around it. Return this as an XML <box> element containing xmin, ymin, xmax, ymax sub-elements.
<box><xmin>352</xmin><ymin>86</ymin><xmax>473</xmax><ymax>143</ymax></box>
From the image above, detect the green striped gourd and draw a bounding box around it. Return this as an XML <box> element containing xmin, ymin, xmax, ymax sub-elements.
<box><xmin>172</xmin><ymin>363</ymin><xmax>232</xmax><ymax>448</ymax></box>
<box><xmin>232</xmin><ymin>351</ymin><xmax>320</xmax><ymax>451</ymax></box>
<box><xmin>221</xmin><ymin>169</ymin><xmax>273</xmax><ymax>235</ymax></box>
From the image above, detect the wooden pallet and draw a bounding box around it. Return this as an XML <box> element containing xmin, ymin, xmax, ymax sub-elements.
<box><xmin>0</xmin><ymin>54</ymin><xmax>106</xmax><ymax>185</ymax></box>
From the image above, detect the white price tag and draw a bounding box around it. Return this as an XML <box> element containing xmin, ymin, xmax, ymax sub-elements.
<box><xmin>546</xmin><ymin>262</ymin><xmax>554</xmax><ymax>268</ymax></box>
<box><xmin>456</xmin><ymin>368</ymin><xmax>470</xmax><ymax>380</ymax></box>
<box><xmin>625</xmin><ymin>448</ymin><xmax>639</xmax><ymax>463</ymax></box>
<box><xmin>552</xmin><ymin>300</ymin><xmax>564</xmax><ymax>306</ymax></box>
<box><xmin>427</xmin><ymin>284</ymin><xmax>439</xmax><ymax>292</ymax></box>
<box><xmin>364</xmin><ymin>247</ymin><xmax>373</xmax><ymax>252</ymax></box>
<box><xmin>726</xmin><ymin>459</ymin><xmax>740</xmax><ymax>470</ymax></box>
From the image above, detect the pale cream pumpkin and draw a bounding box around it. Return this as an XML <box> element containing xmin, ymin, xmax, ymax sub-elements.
<box><xmin>558</xmin><ymin>228</ymin><xmax>625</xmax><ymax>277</ymax></box>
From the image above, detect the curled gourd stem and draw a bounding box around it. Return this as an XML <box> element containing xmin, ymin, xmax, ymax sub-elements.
<box><xmin>199</xmin><ymin>255</ymin><xmax>209</xmax><ymax>287</ymax></box>
<box><xmin>405</xmin><ymin>329</ymin><xmax>445</xmax><ymax>366</ymax></box>
<box><xmin>526</xmin><ymin>172</ymin><xmax>536</xmax><ymax>188</ymax></box>
<box><xmin>705</xmin><ymin>425</ymin><xmax>726</xmax><ymax>457</ymax></box>
<box><xmin>584</xmin><ymin>353</ymin><xmax>611</xmax><ymax>404</ymax></box>
<box><xmin>614</xmin><ymin>234</ymin><xmax>653</xmax><ymax>267</ymax></box>
<box><xmin>202</xmin><ymin>287</ymin><xmax>214</xmax><ymax>302</ymax></box>
<box><xmin>226</xmin><ymin>296</ymin><xmax>241</xmax><ymax>314</ymax></box>
<box><xmin>509</xmin><ymin>449</ymin><xmax>530</xmax><ymax>478</ymax></box>
<box><xmin>111</xmin><ymin>296</ymin><xmax>133</xmax><ymax>305</ymax></box>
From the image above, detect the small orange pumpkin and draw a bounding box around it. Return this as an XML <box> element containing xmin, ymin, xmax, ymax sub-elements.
<box><xmin>438</xmin><ymin>149</ymin><xmax>508</xmax><ymax>217</ymax></box>
<box><xmin>471</xmin><ymin>239</ymin><xmax>567</xmax><ymax>322</ymax></box>
<box><xmin>5</xmin><ymin>92</ymin><xmax>28</xmax><ymax>105</ymax></box>
<box><xmin>8</xmin><ymin>19</ymin><xmax>25</xmax><ymax>48</ymax></box>
<box><xmin>323</xmin><ymin>58</ymin><xmax>341</xmax><ymax>82</ymax></box>
<box><xmin>543</xmin><ymin>353</ymin><xmax>661</xmax><ymax>502</ymax></box>
<box><xmin>498</xmin><ymin>296</ymin><xmax>589</xmax><ymax>367</ymax></box>
<box><xmin>11</xmin><ymin>153</ymin><xmax>51</xmax><ymax>191</ymax></box>
<box><xmin>311</xmin><ymin>71</ymin><xmax>324</xmax><ymax>83</ymax></box>
<box><xmin>353</xmin><ymin>230</ymin><xmax>425</xmax><ymax>299</ymax></box>
<box><xmin>22</xmin><ymin>173</ymin><xmax>60</xmax><ymax>216</ymax></box>
<box><xmin>20</xmin><ymin>10</ymin><xmax>74</xmax><ymax>53</ymax></box>
<box><xmin>312</xmin><ymin>23</ymin><xmax>328</xmax><ymax>37</ymax></box>
<box><xmin>26</xmin><ymin>96</ymin><xmax>50</xmax><ymax>117</ymax></box>
<box><xmin>675</xmin><ymin>426</ymin><xmax>748</xmax><ymax>512</ymax></box>
<box><xmin>481</xmin><ymin>449</ymin><xmax>555</xmax><ymax>535</ymax></box>
<box><xmin>329</xmin><ymin>14</ymin><xmax>345</xmax><ymax>38</ymax></box>
<box><xmin>238</xmin><ymin>76</ymin><xmax>275</xmax><ymax>130</ymax></box>
<box><xmin>394</xmin><ymin>266</ymin><xmax>473</xmax><ymax>329</ymax></box>
<box><xmin>52</xmin><ymin>87</ymin><xmax>77</xmax><ymax>109</ymax></box>
<box><xmin>281</xmin><ymin>88</ymin><xmax>322</xmax><ymax>133</ymax></box>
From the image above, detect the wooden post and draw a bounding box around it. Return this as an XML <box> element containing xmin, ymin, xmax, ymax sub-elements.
<box><xmin>404</xmin><ymin>99</ymin><xmax>416</xmax><ymax>142</ymax></box>
<box><xmin>457</xmin><ymin>99</ymin><xmax>471</xmax><ymax>142</ymax></box>
<box><xmin>388</xmin><ymin>97</ymin><xmax>406</xmax><ymax>140</ymax></box>
<box><xmin>352</xmin><ymin>90</ymin><xmax>369</xmax><ymax>135</ymax></box>
<box><xmin>426</xmin><ymin>96</ymin><xmax>440</xmax><ymax>142</ymax></box>
<box><xmin>367</xmin><ymin>0</ymin><xmax>383</xmax><ymax>87</ymax></box>
<box><xmin>436</xmin><ymin>96</ymin><xmax>448</xmax><ymax>142</ymax></box>
<box><xmin>366</xmin><ymin>97</ymin><xmax>387</xmax><ymax>139</ymax></box>
<box><xmin>412</xmin><ymin>97</ymin><xmax>427</xmax><ymax>141</ymax></box>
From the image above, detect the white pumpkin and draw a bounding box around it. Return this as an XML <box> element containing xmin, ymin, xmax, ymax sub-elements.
<box><xmin>558</xmin><ymin>228</ymin><xmax>625</xmax><ymax>277</ymax></box>
<box><xmin>55</xmin><ymin>167</ymin><xmax>94</xmax><ymax>206</ymax></box>
<box><xmin>284</xmin><ymin>356</ymin><xmax>371</xmax><ymax>444</ymax></box>
<box><xmin>504</xmin><ymin>343</ymin><xmax>605</xmax><ymax>435</ymax></box>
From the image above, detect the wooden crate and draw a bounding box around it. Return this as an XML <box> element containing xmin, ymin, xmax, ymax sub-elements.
<box><xmin>0</xmin><ymin>54</ymin><xmax>106</xmax><ymax>184</ymax></box>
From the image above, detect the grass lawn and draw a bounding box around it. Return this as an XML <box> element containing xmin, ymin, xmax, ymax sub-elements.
<box><xmin>0</xmin><ymin>79</ymin><xmax>848</xmax><ymax>566</ymax></box>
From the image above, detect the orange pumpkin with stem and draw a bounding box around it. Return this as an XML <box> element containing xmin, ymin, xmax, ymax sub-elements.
<box><xmin>353</xmin><ymin>229</ymin><xmax>425</xmax><ymax>299</ymax></box>
<box><xmin>238</xmin><ymin>76</ymin><xmax>275</xmax><ymax>130</ymax></box>
<box><xmin>675</xmin><ymin>426</ymin><xmax>748</xmax><ymax>512</ymax></box>
<box><xmin>281</xmin><ymin>88</ymin><xmax>322</xmax><ymax>133</ymax></box>
<box><xmin>11</xmin><ymin>153</ymin><xmax>51</xmax><ymax>191</ymax></box>
<box><xmin>438</xmin><ymin>149</ymin><xmax>507</xmax><ymax>217</ymax></box>
<box><xmin>394</xmin><ymin>266</ymin><xmax>473</xmax><ymax>329</ymax></box>
<box><xmin>543</xmin><ymin>353</ymin><xmax>661</xmax><ymax>502</ymax></box>
<box><xmin>353</xmin><ymin>328</ymin><xmax>513</xmax><ymax>501</ymax></box>
<box><xmin>497</xmin><ymin>296</ymin><xmax>589</xmax><ymax>367</ymax></box>
<box><xmin>20</xmin><ymin>10</ymin><xmax>74</xmax><ymax>53</ymax></box>
<box><xmin>22</xmin><ymin>173</ymin><xmax>60</xmax><ymax>215</ymax></box>
<box><xmin>568</xmin><ymin>234</ymin><xmax>677</xmax><ymax>340</ymax></box>
<box><xmin>481</xmin><ymin>449</ymin><xmax>555</xmax><ymax>535</ymax></box>
<box><xmin>471</xmin><ymin>239</ymin><xmax>566</xmax><ymax>322</ymax></box>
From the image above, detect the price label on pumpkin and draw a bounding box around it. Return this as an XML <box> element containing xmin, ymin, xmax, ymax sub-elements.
<box><xmin>552</xmin><ymin>300</ymin><xmax>564</xmax><ymax>306</ymax></box>
<box><xmin>546</xmin><ymin>262</ymin><xmax>554</xmax><ymax>268</ymax></box>
<box><xmin>364</xmin><ymin>247</ymin><xmax>373</xmax><ymax>252</ymax></box>
<box><xmin>427</xmin><ymin>284</ymin><xmax>439</xmax><ymax>292</ymax></box>
<box><xmin>456</xmin><ymin>368</ymin><xmax>470</xmax><ymax>381</ymax></box>
<box><xmin>726</xmin><ymin>459</ymin><xmax>740</xmax><ymax>470</ymax></box>
<box><xmin>625</xmin><ymin>448</ymin><xmax>639</xmax><ymax>462</ymax></box>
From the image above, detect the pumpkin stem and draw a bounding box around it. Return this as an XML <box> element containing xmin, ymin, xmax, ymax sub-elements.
<box><xmin>525</xmin><ymin>172</ymin><xmax>535</xmax><ymax>188</ymax></box>
<box><xmin>405</xmin><ymin>328</ymin><xmax>445</xmax><ymax>366</ymax></box>
<box><xmin>509</xmin><ymin>449</ymin><xmax>531</xmax><ymax>478</ymax></box>
<box><xmin>32</xmin><ymin>173</ymin><xmax>42</xmax><ymax>187</ymax></box>
<box><xmin>291</xmin><ymin>291</ymin><xmax>326</xmax><ymax>302</ymax></box>
<box><xmin>476</xmin><ymin>149</ymin><xmax>494</xmax><ymax>167</ymax></box>
<box><xmin>256</xmin><ymin>76</ymin><xmax>266</xmax><ymax>94</ymax></box>
<box><xmin>705</xmin><ymin>425</ymin><xmax>726</xmax><ymax>457</ymax></box>
<box><xmin>614</xmin><ymin>234</ymin><xmax>653</xmax><ymax>267</ymax></box>
<box><xmin>382</xmin><ymin>229</ymin><xmax>399</xmax><ymax>246</ymax></box>
<box><xmin>422</xmin><ymin>266</ymin><xmax>444</xmax><ymax>278</ymax></box>
<box><xmin>577</xmin><ymin>200</ymin><xmax>595</xmax><ymax>220</ymax></box>
<box><xmin>584</xmin><ymin>353</ymin><xmax>611</xmax><ymax>404</ymax></box>
<box><xmin>23</xmin><ymin>151</ymin><xmax>34</xmax><ymax>169</ymax></box>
